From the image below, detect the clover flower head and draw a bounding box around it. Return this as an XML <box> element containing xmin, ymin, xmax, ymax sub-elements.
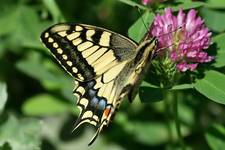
<box><xmin>150</xmin><ymin>8</ymin><xmax>213</xmax><ymax>72</ymax></box>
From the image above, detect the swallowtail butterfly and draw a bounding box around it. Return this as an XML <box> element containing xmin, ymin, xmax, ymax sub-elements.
<box><xmin>40</xmin><ymin>23</ymin><xmax>157</xmax><ymax>145</ymax></box>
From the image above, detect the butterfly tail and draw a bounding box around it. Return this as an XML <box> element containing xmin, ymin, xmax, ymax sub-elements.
<box><xmin>71</xmin><ymin>112</ymin><xmax>85</xmax><ymax>132</ymax></box>
<box><xmin>88</xmin><ymin>120</ymin><xmax>106</xmax><ymax>146</ymax></box>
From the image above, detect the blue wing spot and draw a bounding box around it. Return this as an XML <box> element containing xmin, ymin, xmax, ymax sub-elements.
<box><xmin>98</xmin><ymin>99</ymin><xmax>106</xmax><ymax>110</ymax></box>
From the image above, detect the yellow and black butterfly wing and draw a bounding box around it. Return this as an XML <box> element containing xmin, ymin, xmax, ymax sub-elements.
<box><xmin>40</xmin><ymin>23</ymin><xmax>138</xmax><ymax>81</ymax></box>
<box><xmin>73</xmin><ymin>75</ymin><xmax>125</xmax><ymax>145</ymax></box>
<box><xmin>72</xmin><ymin>58</ymin><xmax>133</xmax><ymax>145</ymax></box>
<box><xmin>40</xmin><ymin>23</ymin><xmax>139</xmax><ymax>144</ymax></box>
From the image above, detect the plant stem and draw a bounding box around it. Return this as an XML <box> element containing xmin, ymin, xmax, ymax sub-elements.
<box><xmin>163</xmin><ymin>90</ymin><xmax>173</xmax><ymax>144</ymax></box>
<box><xmin>174</xmin><ymin>92</ymin><xmax>186</xmax><ymax>150</ymax></box>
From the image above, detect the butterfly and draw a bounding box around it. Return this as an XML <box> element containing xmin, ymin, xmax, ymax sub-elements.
<box><xmin>40</xmin><ymin>23</ymin><xmax>157</xmax><ymax>145</ymax></box>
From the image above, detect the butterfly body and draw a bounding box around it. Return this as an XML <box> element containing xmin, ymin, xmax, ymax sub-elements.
<box><xmin>41</xmin><ymin>23</ymin><xmax>157</xmax><ymax>145</ymax></box>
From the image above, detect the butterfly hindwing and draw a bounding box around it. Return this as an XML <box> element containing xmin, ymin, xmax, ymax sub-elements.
<box><xmin>73</xmin><ymin>76</ymin><xmax>123</xmax><ymax>145</ymax></box>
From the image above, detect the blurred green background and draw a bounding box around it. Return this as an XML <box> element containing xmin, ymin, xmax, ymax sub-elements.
<box><xmin>0</xmin><ymin>0</ymin><xmax>225</xmax><ymax>150</ymax></box>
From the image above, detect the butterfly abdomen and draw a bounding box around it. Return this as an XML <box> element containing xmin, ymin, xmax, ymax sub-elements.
<box><xmin>125</xmin><ymin>38</ymin><xmax>158</xmax><ymax>101</ymax></box>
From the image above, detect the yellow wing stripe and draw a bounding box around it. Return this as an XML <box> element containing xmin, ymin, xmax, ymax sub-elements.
<box><xmin>77</xmin><ymin>41</ymin><xmax>93</xmax><ymax>51</ymax></box>
<box><xmin>86</xmin><ymin>30</ymin><xmax>95</xmax><ymax>41</ymax></box>
<box><xmin>94</xmin><ymin>77</ymin><xmax>104</xmax><ymax>89</ymax></box>
<box><xmin>58</xmin><ymin>31</ymin><xmax>67</xmax><ymax>37</ymax></box>
<box><xmin>86</xmin><ymin>47</ymin><xmax>107</xmax><ymax>64</ymax></box>
<box><xmin>67</xmin><ymin>32</ymin><xmax>80</xmax><ymax>40</ymax></box>
<box><xmin>94</xmin><ymin>60</ymin><xmax>118</xmax><ymax>76</ymax></box>
<box><xmin>103</xmin><ymin>61</ymin><xmax>127</xmax><ymax>83</ymax></box>
<box><xmin>92</xmin><ymin>50</ymin><xmax>115</xmax><ymax>66</ymax></box>
<box><xmin>99</xmin><ymin>31</ymin><xmax>111</xmax><ymax>47</ymax></box>
<box><xmin>72</xmin><ymin>38</ymin><xmax>82</xmax><ymax>45</ymax></box>
<box><xmin>82</xmin><ymin>45</ymin><xmax>100</xmax><ymax>58</ymax></box>
<box><xmin>101</xmin><ymin>81</ymin><xmax>114</xmax><ymax>99</ymax></box>
<box><xmin>75</xmin><ymin>25</ymin><xmax>83</xmax><ymax>31</ymax></box>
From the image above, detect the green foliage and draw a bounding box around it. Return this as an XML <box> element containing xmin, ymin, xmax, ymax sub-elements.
<box><xmin>171</xmin><ymin>1</ymin><xmax>205</xmax><ymax>11</ymax></box>
<box><xmin>0</xmin><ymin>3</ymin><xmax>48</xmax><ymax>49</ymax></box>
<box><xmin>128</xmin><ymin>11</ymin><xmax>155</xmax><ymax>43</ymax></box>
<box><xmin>116</xmin><ymin>106</ymin><xmax>193</xmax><ymax>145</ymax></box>
<box><xmin>119</xmin><ymin>0</ymin><xmax>147</xmax><ymax>10</ymax></box>
<box><xmin>205</xmin><ymin>0</ymin><xmax>225</xmax><ymax>9</ymax></box>
<box><xmin>205</xmin><ymin>124</ymin><xmax>225</xmax><ymax>150</ymax></box>
<box><xmin>22</xmin><ymin>94</ymin><xmax>75</xmax><ymax>116</ymax></box>
<box><xmin>0</xmin><ymin>114</ymin><xmax>41</xmax><ymax>150</ymax></box>
<box><xmin>201</xmin><ymin>8</ymin><xmax>225</xmax><ymax>32</ymax></box>
<box><xmin>213</xmin><ymin>33</ymin><xmax>225</xmax><ymax>68</ymax></box>
<box><xmin>194</xmin><ymin>70</ymin><xmax>225</xmax><ymax>105</ymax></box>
<box><xmin>0</xmin><ymin>82</ymin><xmax>7</xmax><ymax>114</ymax></box>
<box><xmin>171</xmin><ymin>84</ymin><xmax>194</xmax><ymax>90</ymax></box>
<box><xmin>42</xmin><ymin>0</ymin><xmax>65</xmax><ymax>22</ymax></box>
<box><xmin>0</xmin><ymin>0</ymin><xmax>225</xmax><ymax>149</ymax></box>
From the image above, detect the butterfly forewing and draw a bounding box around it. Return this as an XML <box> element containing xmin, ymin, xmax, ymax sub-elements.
<box><xmin>41</xmin><ymin>23</ymin><xmax>138</xmax><ymax>81</ymax></box>
<box><xmin>40</xmin><ymin>23</ymin><xmax>157</xmax><ymax>145</ymax></box>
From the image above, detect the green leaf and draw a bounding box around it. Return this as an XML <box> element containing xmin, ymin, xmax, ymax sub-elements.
<box><xmin>42</xmin><ymin>0</ymin><xmax>65</xmax><ymax>22</ymax></box>
<box><xmin>16</xmin><ymin>51</ymin><xmax>72</xmax><ymax>90</ymax></box>
<box><xmin>0</xmin><ymin>114</ymin><xmax>41</xmax><ymax>150</ymax></box>
<box><xmin>171</xmin><ymin>2</ymin><xmax>205</xmax><ymax>11</ymax></box>
<box><xmin>115</xmin><ymin>113</ymin><xmax>168</xmax><ymax>145</ymax></box>
<box><xmin>205</xmin><ymin>0</ymin><xmax>225</xmax><ymax>9</ymax></box>
<box><xmin>17</xmin><ymin>57</ymin><xmax>61</xmax><ymax>89</ymax></box>
<box><xmin>205</xmin><ymin>124</ymin><xmax>225</xmax><ymax>150</ymax></box>
<box><xmin>0</xmin><ymin>5</ymin><xmax>48</xmax><ymax>49</ymax></box>
<box><xmin>171</xmin><ymin>84</ymin><xmax>194</xmax><ymax>90</ymax></box>
<box><xmin>22</xmin><ymin>94</ymin><xmax>74</xmax><ymax>116</ymax></box>
<box><xmin>128</xmin><ymin>11</ymin><xmax>155</xmax><ymax>43</ymax></box>
<box><xmin>201</xmin><ymin>8</ymin><xmax>225</xmax><ymax>32</ymax></box>
<box><xmin>16</xmin><ymin>51</ymin><xmax>75</xmax><ymax>102</ymax></box>
<box><xmin>116</xmin><ymin>112</ymin><xmax>191</xmax><ymax>145</ymax></box>
<box><xmin>0</xmin><ymin>82</ymin><xmax>7</xmax><ymax>114</ymax></box>
<box><xmin>213</xmin><ymin>33</ymin><xmax>225</xmax><ymax>68</ymax></box>
<box><xmin>128</xmin><ymin>122</ymin><xmax>169</xmax><ymax>145</ymax></box>
<box><xmin>141</xmin><ymin>81</ymin><xmax>160</xmax><ymax>88</ymax></box>
<box><xmin>118</xmin><ymin>0</ymin><xmax>147</xmax><ymax>10</ymax></box>
<box><xmin>0</xmin><ymin>5</ymin><xmax>17</xmax><ymax>35</ymax></box>
<box><xmin>139</xmin><ymin>86</ymin><xmax>163</xmax><ymax>103</ymax></box>
<box><xmin>194</xmin><ymin>70</ymin><xmax>225</xmax><ymax>105</ymax></box>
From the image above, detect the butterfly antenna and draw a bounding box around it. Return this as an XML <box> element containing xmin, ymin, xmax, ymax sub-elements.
<box><xmin>135</xmin><ymin>6</ymin><xmax>149</xmax><ymax>33</ymax></box>
<box><xmin>157</xmin><ymin>26</ymin><xmax>182</xmax><ymax>39</ymax></box>
<box><xmin>154</xmin><ymin>26</ymin><xmax>183</xmax><ymax>55</ymax></box>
